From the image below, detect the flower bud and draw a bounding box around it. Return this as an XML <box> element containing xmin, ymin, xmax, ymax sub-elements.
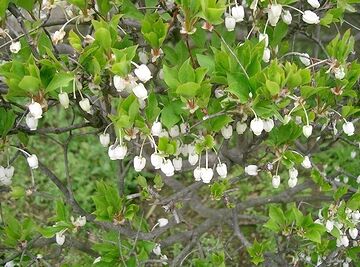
<box><xmin>132</xmin><ymin>83</ymin><xmax>148</xmax><ymax>100</ymax></box>
<box><xmin>25</xmin><ymin>113</ymin><xmax>38</xmax><ymax>131</ymax></box>
<box><xmin>153</xmin><ymin>244</ymin><xmax>161</xmax><ymax>256</ymax></box>
<box><xmin>334</xmin><ymin>66</ymin><xmax>345</xmax><ymax>80</ymax></box>
<box><xmin>236</xmin><ymin>121</ymin><xmax>247</xmax><ymax>134</ymax></box>
<box><xmin>169</xmin><ymin>125</ymin><xmax>180</xmax><ymax>138</ymax></box>
<box><xmin>134</xmin><ymin>156</ymin><xmax>146</xmax><ymax>172</ymax></box>
<box><xmin>307</xmin><ymin>0</ymin><xmax>320</xmax><ymax>8</ymax></box>
<box><xmin>10</xmin><ymin>41</ymin><xmax>21</xmax><ymax>53</ymax></box>
<box><xmin>342</xmin><ymin>122</ymin><xmax>355</xmax><ymax>136</ymax></box>
<box><xmin>245</xmin><ymin>165</ymin><xmax>258</xmax><ymax>176</ymax></box>
<box><xmin>288</xmin><ymin>177</ymin><xmax>298</xmax><ymax>188</ymax></box>
<box><xmin>56</xmin><ymin>232</ymin><xmax>65</xmax><ymax>246</ymax></box>
<box><xmin>99</xmin><ymin>133</ymin><xmax>110</xmax><ymax>147</ymax></box>
<box><xmin>172</xmin><ymin>157</ymin><xmax>183</xmax><ymax>171</ymax></box>
<box><xmin>201</xmin><ymin>168</ymin><xmax>213</xmax><ymax>183</ymax></box>
<box><xmin>221</xmin><ymin>125</ymin><xmax>233</xmax><ymax>139</ymax></box>
<box><xmin>134</xmin><ymin>64</ymin><xmax>152</xmax><ymax>83</ymax></box>
<box><xmin>263</xmin><ymin>118</ymin><xmax>274</xmax><ymax>132</ymax></box>
<box><xmin>250</xmin><ymin>118</ymin><xmax>264</xmax><ymax>136</ymax></box>
<box><xmin>225</xmin><ymin>16</ymin><xmax>236</xmax><ymax>31</ymax></box>
<box><xmin>262</xmin><ymin>48</ymin><xmax>271</xmax><ymax>63</ymax></box>
<box><xmin>27</xmin><ymin>154</ymin><xmax>39</xmax><ymax>169</ymax></box>
<box><xmin>232</xmin><ymin>5</ymin><xmax>244</xmax><ymax>22</ymax></box>
<box><xmin>302</xmin><ymin>10</ymin><xmax>320</xmax><ymax>24</ymax></box>
<box><xmin>188</xmin><ymin>153</ymin><xmax>199</xmax><ymax>166</ymax></box>
<box><xmin>301</xmin><ymin>156</ymin><xmax>312</xmax><ymax>169</ymax></box>
<box><xmin>113</xmin><ymin>75</ymin><xmax>127</xmax><ymax>92</ymax></box>
<box><xmin>29</xmin><ymin>101</ymin><xmax>43</xmax><ymax>119</ymax></box>
<box><xmin>281</xmin><ymin>10</ymin><xmax>292</xmax><ymax>24</ymax></box>
<box><xmin>58</xmin><ymin>92</ymin><xmax>70</xmax><ymax>109</ymax></box>
<box><xmin>216</xmin><ymin>163</ymin><xmax>227</xmax><ymax>178</ymax></box>
<box><xmin>272</xmin><ymin>175</ymin><xmax>281</xmax><ymax>188</ymax></box>
<box><xmin>302</xmin><ymin>125</ymin><xmax>313</xmax><ymax>138</ymax></box>
<box><xmin>79</xmin><ymin>98</ymin><xmax>91</xmax><ymax>113</ymax></box>
<box><xmin>299</xmin><ymin>53</ymin><xmax>311</xmax><ymax>66</ymax></box>
<box><xmin>157</xmin><ymin>218</ymin><xmax>169</xmax><ymax>227</ymax></box>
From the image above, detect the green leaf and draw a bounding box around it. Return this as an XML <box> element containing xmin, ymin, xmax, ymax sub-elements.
<box><xmin>95</xmin><ymin>28</ymin><xmax>112</xmax><ymax>51</ymax></box>
<box><xmin>68</xmin><ymin>30</ymin><xmax>82</xmax><ymax>52</ymax></box>
<box><xmin>0</xmin><ymin>107</ymin><xmax>15</xmax><ymax>137</ymax></box>
<box><xmin>265</xmin><ymin>80</ymin><xmax>280</xmax><ymax>96</ymax></box>
<box><xmin>0</xmin><ymin>0</ymin><xmax>9</xmax><ymax>20</ymax></box>
<box><xmin>176</xmin><ymin>82</ymin><xmax>201</xmax><ymax>97</ymax></box>
<box><xmin>45</xmin><ymin>72</ymin><xmax>74</xmax><ymax>93</ymax></box>
<box><xmin>178</xmin><ymin>59</ymin><xmax>195</xmax><ymax>83</ymax></box>
<box><xmin>18</xmin><ymin>76</ymin><xmax>41</xmax><ymax>92</ymax></box>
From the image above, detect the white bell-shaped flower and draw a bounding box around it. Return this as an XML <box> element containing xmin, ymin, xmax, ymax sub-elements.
<box><xmin>134</xmin><ymin>64</ymin><xmax>152</xmax><ymax>83</ymax></box>
<box><xmin>302</xmin><ymin>125</ymin><xmax>313</xmax><ymax>138</ymax></box>
<box><xmin>302</xmin><ymin>10</ymin><xmax>320</xmax><ymax>24</ymax></box>
<box><xmin>334</xmin><ymin>66</ymin><xmax>345</xmax><ymax>80</ymax></box>
<box><xmin>301</xmin><ymin>156</ymin><xmax>312</xmax><ymax>169</ymax></box>
<box><xmin>27</xmin><ymin>154</ymin><xmax>39</xmax><ymax>169</ymax></box>
<box><xmin>349</xmin><ymin>228</ymin><xmax>358</xmax><ymax>239</ymax></box>
<box><xmin>215</xmin><ymin>88</ymin><xmax>224</xmax><ymax>98</ymax></box>
<box><xmin>201</xmin><ymin>168</ymin><xmax>213</xmax><ymax>183</ymax></box>
<box><xmin>194</xmin><ymin>166</ymin><xmax>202</xmax><ymax>181</ymax></box>
<box><xmin>151</xmin><ymin>153</ymin><xmax>163</xmax><ymax>169</ymax></box>
<box><xmin>299</xmin><ymin>53</ymin><xmax>311</xmax><ymax>66</ymax></box>
<box><xmin>138</xmin><ymin>51</ymin><xmax>149</xmax><ymax>64</ymax></box>
<box><xmin>108</xmin><ymin>144</ymin><xmax>127</xmax><ymax>160</ymax></box>
<box><xmin>221</xmin><ymin>125</ymin><xmax>233</xmax><ymax>139</ymax></box>
<box><xmin>245</xmin><ymin>165</ymin><xmax>258</xmax><ymax>176</ymax></box>
<box><xmin>281</xmin><ymin>10</ymin><xmax>292</xmax><ymax>24</ymax></box>
<box><xmin>180</xmin><ymin>122</ymin><xmax>189</xmax><ymax>134</ymax></box>
<box><xmin>29</xmin><ymin>101</ymin><xmax>42</xmax><ymax>119</ymax></box>
<box><xmin>236</xmin><ymin>121</ymin><xmax>247</xmax><ymax>134</ymax></box>
<box><xmin>263</xmin><ymin>118</ymin><xmax>274</xmax><ymax>132</ymax></box>
<box><xmin>71</xmin><ymin>216</ymin><xmax>86</xmax><ymax>227</ymax></box>
<box><xmin>5</xmin><ymin>166</ymin><xmax>14</xmax><ymax>179</ymax></box>
<box><xmin>262</xmin><ymin>48</ymin><xmax>271</xmax><ymax>63</ymax></box>
<box><xmin>25</xmin><ymin>113</ymin><xmax>38</xmax><ymax>131</ymax></box>
<box><xmin>272</xmin><ymin>175</ymin><xmax>281</xmax><ymax>188</ymax></box>
<box><xmin>307</xmin><ymin>0</ymin><xmax>320</xmax><ymax>8</ymax></box>
<box><xmin>79</xmin><ymin>98</ymin><xmax>91</xmax><ymax>113</ymax></box>
<box><xmin>268</xmin><ymin>4</ymin><xmax>282</xmax><ymax>26</ymax></box>
<box><xmin>159</xmin><ymin>129</ymin><xmax>169</xmax><ymax>138</ymax></box>
<box><xmin>288</xmin><ymin>177</ymin><xmax>298</xmax><ymax>188</ymax></box>
<box><xmin>188</xmin><ymin>153</ymin><xmax>199</xmax><ymax>166</ymax></box>
<box><xmin>99</xmin><ymin>133</ymin><xmax>110</xmax><ymax>147</ymax></box>
<box><xmin>56</xmin><ymin>232</ymin><xmax>65</xmax><ymax>246</ymax></box>
<box><xmin>4</xmin><ymin>261</ymin><xmax>15</xmax><ymax>267</ymax></box>
<box><xmin>10</xmin><ymin>41</ymin><xmax>21</xmax><ymax>53</ymax></box>
<box><xmin>232</xmin><ymin>5</ymin><xmax>244</xmax><ymax>22</ymax></box>
<box><xmin>157</xmin><ymin>218</ymin><xmax>169</xmax><ymax>227</ymax></box>
<box><xmin>216</xmin><ymin>163</ymin><xmax>227</xmax><ymax>178</ymax></box>
<box><xmin>342</xmin><ymin>122</ymin><xmax>355</xmax><ymax>136</ymax></box>
<box><xmin>160</xmin><ymin>159</ymin><xmax>175</xmax><ymax>176</ymax></box>
<box><xmin>325</xmin><ymin>220</ymin><xmax>334</xmax><ymax>232</ymax></box>
<box><xmin>58</xmin><ymin>92</ymin><xmax>70</xmax><ymax>109</ymax></box>
<box><xmin>153</xmin><ymin>244</ymin><xmax>162</xmax><ymax>256</ymax></box>
<box><xmin>132</xmin><ymin>83</ymin><xmax>148</xmax><ymax>100</ymax></box>
<box><xmin>169</xmin><ymin>125</ymin><xmax>180</xmax><ymax>138</ymax></box>
<box><xmin>259</xmin><ymin>33</ymin><xmax>269</xmax><ymax>47</ymax></box>
<box><xmin>134</xmin><ymin>156</ymin><xmax>146</xmax><ymax>172</ymax></box>
<box><xmin>151</xmin><ymin>121</ymin><xmax>162</xmax><ymax>136</ymax></box>
<box><xmin>172</xmin><ymin>157</ymin><xmax>183</xmax><ymax>171</ymax></box>
<box><xmin>113</xmin><ymin>75</ymin><xmax>127</xmax><ymax>92</ymax></box>
<box><xmin>289</xmin><ymin>167</ymin><xmax>298</xmax><ymax>179</ymax></box>
<box><xmin>340</xmin><ymin>235</ymin><xmax>349</xmax><ymax>247</ymax></box>
<box><xmin>250</xmin><ymin>118</ymin><xmax>264</xmax><ymax>136</ymax></box>
<box><xmin>225</xmin><ymin>16</ymin><xmax>236</xmax><ymax>31</ymax></box>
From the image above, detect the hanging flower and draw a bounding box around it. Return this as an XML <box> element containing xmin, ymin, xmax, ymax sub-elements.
<box><xmin>289</xmin><ymin>167</ymin><xmax>298</xmax><ymax>179</ymax></box>
<box><xmin>302</xmin><ymin>125</ymin><xmax>313</xmax><ymax>138</ymax></box>
<box><xmin>79</xmin><ymin>98</ymin><xmax>91</xmax><ymax>113</ymax></box>
<box><xmin>160</xmin><ymin>159</ymin><xmax>175</xmax><ymax>176</ymax></box>
<box><xmin>221</xmin><ymin>125</ymin><xmax>233</xmax><ymax>139</ymax></box>
<box><xmin>113</xmin><ymin>75</ymin><xmax>127</xmax><ymax>92</ymax></box>
<box><xmin>132</xmin><ymin>83</ymin><xmax>148</xmax><ymax>101</ymax></box>
<box><xmin>134</xmin><ymin>64</ymin><xmax>152</xmax><ymax>83</ymax></box>
<box><xmin>232</xmin><ymin>4</ymin><xmax>245</xmax><ymax>22</ymax></box>
<box><xmin>268</xmin><ymin>4</ymin><xmax>282</xmax><ymax>26</ymax></box>
<box><xmin>301</xmin><ymin>156</ymin><xmax>312</xmax><ymax>169</ymax></box>
<box><xmin>108</xmin><ymin>144</ymin><xmax>127</xmax><ymax>160</ymax></box>
<box><xmin>281</xmin><ymin>10</ymin><xmax>292</xmax><ymax>25</ymax></box>
<box><xmin>216</xmin><ymin>163</ymin><xmax>227</xmax><ymax>178</ymax></box>
<box><xmin>27</xmin><ymin>154</ymin><xmax>39</xmax><ymax>169</ymax></box>
<box><xmin>225</xmin><ymin>16</ymin><xmax>236</xmax><ymax>31</ymax></box>
<box><xmin>250</xmin><ymin>118</ymin><xmax>264</xmax><ymax>136</ymax></box>
<box><xmin>151</xmin><ymin>121</ymin><xmax>163</xmax><ymax>136</ymax></box>
<box><xmin>188</xmin><ymin>152</ymin><xmax>199</xmax><ymax>166</ymax></box>
<box><xmin>25</xmin><ymin>113</ymin><xmax>38</xmax><ymax>131</ymax></box>
<box><xmin>200</xmin><ymin>168</ymin><xmax>213</xmax><ymax>184</ymax></box>
<box><xmin>288</xmin><ymin>177</ymin><xmax>298</xmax><ymax>188</ymax></box>
<box><xmin>263</xmin><ymin>118</ymin><xmax>274</xmax><ymax>132</ymax></box>
<box><xmin>134</xmin><ymin>156</ymin><xmax>146</xmax><ymax>172</ymax></box>
<box><xmin>342</xmin><ymin>121</ymin><xmax>355</xmax><ymax>136</ymax></box>
<box><xmin>302</xmin><ymin>10</ymin><xmax>320</xmax><ymax>24</ymax></box>
<box><xmin>56</xmin><ymin>232</ymin><xmax>66</xmax><ymax>246</ymax></box>
<box><xmin>29</xmin><ymin>101</ymin><xmax>43</xmax><ymax>119</ymax></box>
<box><xmin>307</xmin><ymin>0</ymin><xmax>320</xmax><ymax>9</ymax></box>
<box><xmin>99</xmin><ymin>133</ymin><xmax>110</xmax><ymax>147</ymax></box>
<box><xmin>194</xmin><ymin>166</ymin><xmax>202</xmax><ymax>181</ymax></box>
<box><xmin>245</xmin><ymin>165</ymin><xmax>258</xmax><ymax>176</ymax></box>
<box><xmin>272</xmin><ymin>175</ymin><xmax>281</xmax><ymax>188</ymax></box>
<box><xmin>172</xmin><ymin>157</ymin><xmax>183</xmax><ymax>171</ymax></box>
<box><xmin>9</xmin><ymin>41</ymin><xmax>21</xmax><ymax>53</ymax></box>
<box><xmin>236</xmin><ymin>121</ymin><xmax>247</xmax><ymax>134</ymax></box>
<box><xmin>262</xmin><ymin>48</ymin><xmax>271</xmax><ymax>63</ymax></box>
<box><xmin>169</xmin><ymin>125</ymin><xmax>180</xmax><ymax>138</ymax></box>
<box><xmin>299</xmin><ymin>53</ymin><xmax>311</xmax><ymax>66</ymax></box>
<box><xmin>157</xmin><ymin>218</ymin><xmax>169</xmax><ymax>227</ymax></box>
<box><xmin>58</xmin><ymin>92</ymin><xmax>70</xmax><ymax>109</ymax></box>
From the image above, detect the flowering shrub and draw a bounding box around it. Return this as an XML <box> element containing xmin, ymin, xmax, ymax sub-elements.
<box><xmin>0</xmin><ymin>0</ymin><xmax>359</xmax><ymax>266</ymax></box>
